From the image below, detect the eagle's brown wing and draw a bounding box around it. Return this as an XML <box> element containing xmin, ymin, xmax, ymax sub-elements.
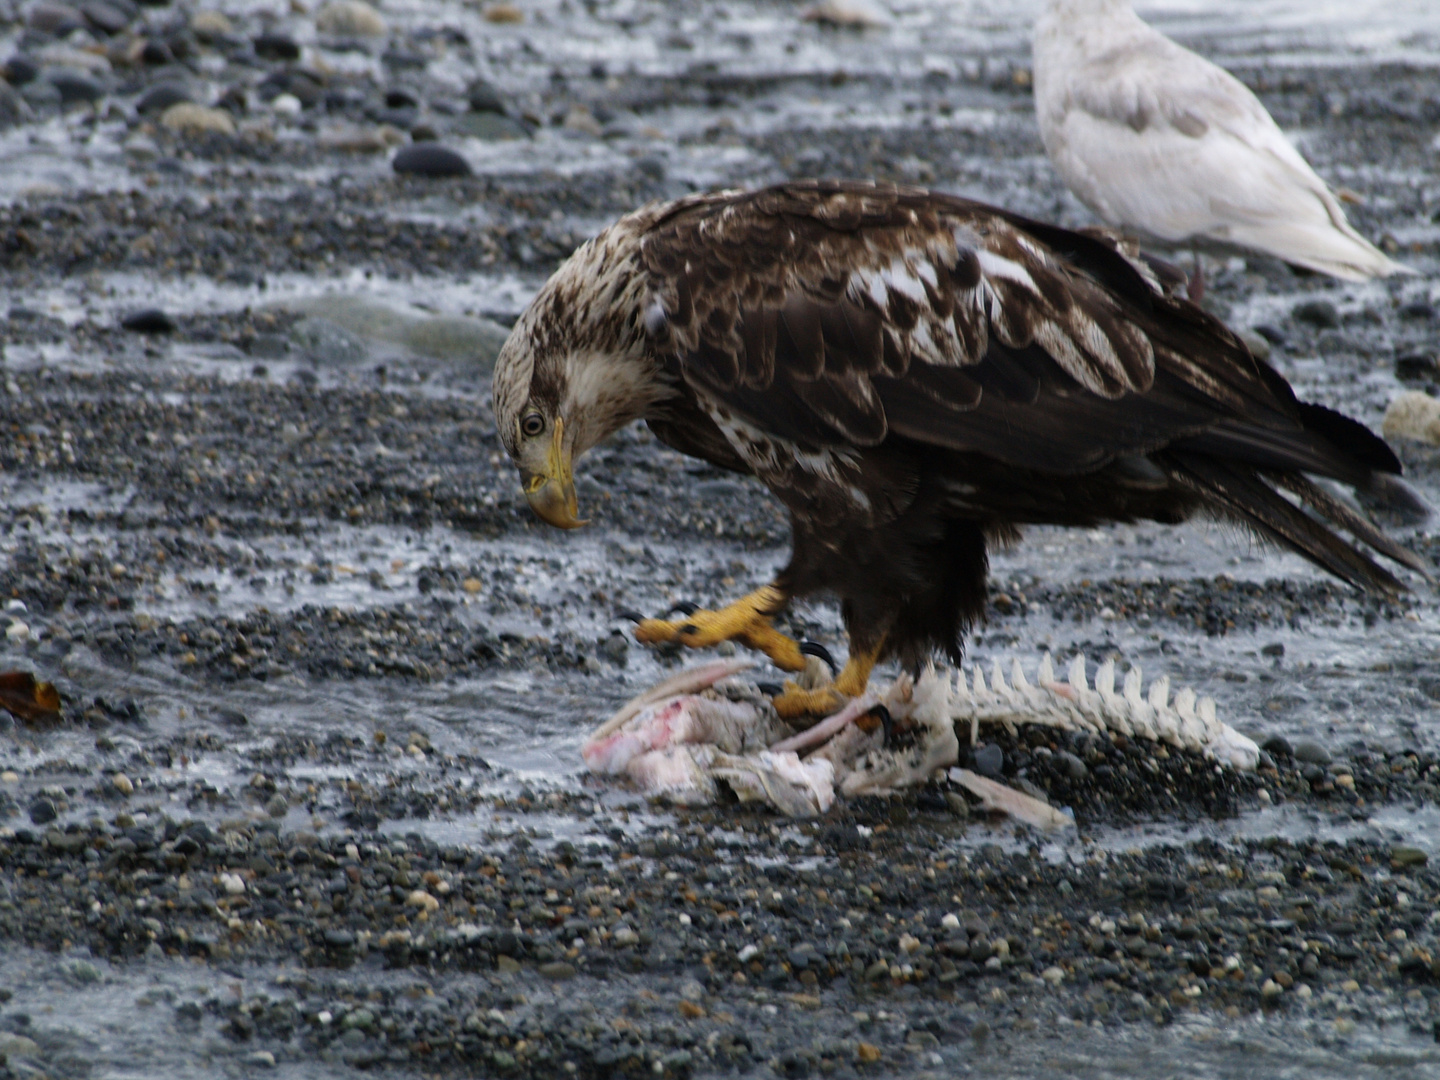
<box><xmin>637</xmin><ymin>180</ymin><xmax>1419</xmax><ymax>591</ymax></box>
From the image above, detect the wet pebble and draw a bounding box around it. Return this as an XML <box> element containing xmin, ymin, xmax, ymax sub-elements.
<box><xmin>316</xmin><ymin>0</ymin><xmax>386</xmax><ymax>36</ymax></box>
<box><xmin>48</xmin><ymin>69</ymin><xmax>106</xmax><ymax>105</ymax></box>
<box><xmin>1054</xmin><ymin>750</ymin><xmax>1087</xmax><ymax>780</ymax></box>
<box><xmin>451</xmin><ymin>111</ymin><xmax>528</xmax><ymax>140</ymax></box>
<box><xmin>159</xmin><ymin>102</ymin><xmax>234</xmax><ymax>136</ymax></box>
<box><xmin>28</xmin><ymin>2</ymin><xmax>84</xmax><ymax>34</ymax></box>
<box><xmin>27</xmin><ymin>797</ymin><xmax>57</xmax><ymax>824</ymax></box>
<box><xmin>3</xmin><ymin>55</ymin><xmax>41</xmax><ymax>86</ymax></box>
<box><xmin>466</xmin><ymin>77</ymin><xmax>506</xmax><ymax>114</ymax></box>
<box><xmin>973</xmin><ymin>743</ymin><xmax>1003</xmax><ymax>777</ymax></box>
<box><xmin>254</xmin><ymin>33</ymin><xmax>301</xmax><ymax>61</ymax></box>
<box><xmin>189</xmin><ymin>10</ymin><xmax>232</xmax><ymax>40</ymax></box>
<box><xmin>120</xmin><ymin>308</ymin><xmax>176</xmax><ymax>333</ymax></box>
<box><xmin>1261</xmin><ymin>735</ymin><xmax>1293</xmax><ymax>758</ymax></box>
<box><xmin>1293</xmin><ymin>298</ymin><xmax>1341</xmax><ymax>329</ymax></box>
<box><xmin>0</xmin><ymin>81</ymin><xmax>31</xmax><ymax>130</ymax></box>
<box><xmin>135</xmin><ymin>80</ymin><xmax>192</xmax><ymax>114</ymax></box>
<box><xmin>1395</xmin><ymin>353</ymin><xmax>1439</xmax><ymax>382</ymax></box>
<box><xmin>80</xmin><ymin>0</ymin><xmax>132</xmax><ymax>36</ymax></box>
<box><xmin>392</xmin><ymin>143</ymin><xmax>472</xmax><ymax>177</ymax></box>
<box><xmin>1293</xmin><ymin>739</ymin><xmax>1331</xmax><ymax>765</ymax></box>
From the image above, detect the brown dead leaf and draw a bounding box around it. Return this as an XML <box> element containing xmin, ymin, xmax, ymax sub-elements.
<box><xmin>0</xmin><ymin>671</ymin><xmax>62</xmax><ymax>726</ymax></box>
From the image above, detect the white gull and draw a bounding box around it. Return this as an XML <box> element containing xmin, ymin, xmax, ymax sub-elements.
<box><xmin>1032</xmin><ymin>0</ymin><xmax>1411</xmax><ymax>283</ymax></box>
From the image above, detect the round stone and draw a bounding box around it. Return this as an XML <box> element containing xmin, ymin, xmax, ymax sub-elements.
<box><xmin>392</xmin><ymin>144</ymin><xmax>472</xmax><ymax>178</ymax></box>
<box><xmin>973</xmin><ymin>744</ymin><xmax>1003</xmax><ymax>777</ymax></box>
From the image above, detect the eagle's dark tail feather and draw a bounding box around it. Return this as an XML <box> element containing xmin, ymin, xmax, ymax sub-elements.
<box><xmin>1159</xmin><ymin>452</ymin><xmax>1413</xmax><ymax>595</ymax></box>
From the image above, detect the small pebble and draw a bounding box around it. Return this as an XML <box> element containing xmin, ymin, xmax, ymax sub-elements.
<box><xmin>315</xmin><ymin>0</ymin><xmax>386</xmax><ymax>36</ymax></box>
<box><xmin>189</xmin><ymin>10</ymin><xmax>233</xmax><ymax>38</ymax></box>
<box><xmin>28</xmin><ymin>797</ymin><xmax>57</xmax><ymax>825</ymax></box>
<box><xmin>220</xmin><ymin>872</ymin><xmax>246</xmax><ymax>895</ymax></box>
<box><xmin>121</xmin><ymin>308</ymin><xmax>177</xmax><ymax>333</ymax></box>
<box><xmin>49</xmin><ymin>70</ymin><xmax>105</xmax><ymax>106</ymax></box>
<box><xmin>392</xmin><ymin>144</ymin><xmax>472</xmax><ymax>178</ymax></box>
<box><xmin>973</xmin><ymin>743</ymin><xmax>1003</xmax><ymax>777</ymax></box>
<box><xmin>1293</xmin><ymin>298</ymin><xmax>1341</xmax><ymax>329</ymax></box>
<box><xmin>110</xmin><ymin>773</ymin><xmax>133</xmax><ymax>796</ymax></box>
<box><xmin>406</xmin><ymin>889</ymin><xmax>439</xmax><ymax>912</ymax></box>
<box><xmin>159</xmin><ymin>103</ymin><xmax>235</xmax><ymax>136</ymax></box>
<box><xmin>1293</xmin><ymin>740</ymin><xmax>1331</xmax><ymax>766</ymax></box>
<box><xmin>1260</xmin><ymin>735</ymin><xmax>1293</xmax><ymax>758</ymax></box>
<box><xmin>253</xmin><ymin>33</ymin><xmax>301</xmax><ymax>61</ymax></box>
<box><xmin>136</xmin><ymin>82</ymin><xmax>193</xmax><ymax>115</ymax></box>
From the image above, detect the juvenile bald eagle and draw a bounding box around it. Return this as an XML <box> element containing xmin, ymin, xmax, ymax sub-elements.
<box><xmin>492</xmin><ymin>181</ymin><xmax>1422</xmax><ymax>717</ymax></box>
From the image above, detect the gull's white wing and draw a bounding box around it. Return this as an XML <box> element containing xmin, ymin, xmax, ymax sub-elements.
<box><xmin>1034</xmin><ymin>8</ymin><xmax>1408</xmax><ymax>280</ymax></box>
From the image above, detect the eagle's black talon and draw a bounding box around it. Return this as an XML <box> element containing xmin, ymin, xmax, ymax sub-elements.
<box><xmin>756</xmin><ymin>682</ymin><xmax>783</xmax><ymax>697</ymax></box>
<box><xmin>666</xmin><ymin>601</ymin><xmax>700</xmax><ymax>618</ymax></box>
<box><xmin>799</xmin><ymin>641</ymin><xmax>838</xmax><ymax>676</ymax></box>
<box><xmin>616</xmin><ymin>609</ymin><xmax>645</xmax><ymax>623</ymax></box>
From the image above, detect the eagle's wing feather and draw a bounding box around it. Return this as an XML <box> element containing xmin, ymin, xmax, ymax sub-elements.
<box><xmin>640</xmin><ymin>181</ymin><xmax>1293</xmax><ymax>471</ymax></box>
<box><xmin>636</xmin><ymin>181</ymin><xmax>1413</xmax><ymax>592</ymax></box>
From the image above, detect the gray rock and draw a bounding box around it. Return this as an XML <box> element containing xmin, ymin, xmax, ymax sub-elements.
<box><xmin>28</xmin><ymin>2</ymin><xmax>84</xmax><ymax>33</ymax></box>
<box><xmin>1238</xmin><ymin>328</ymin><xmax>1271</xmax><ymax>361</ymax></box>
<box><xmin>3</xmin><ymin>55</ymin><xmax>41</xmax><ymax>86</ymax></box>
<box><xmin>1293</xmin><ymin>298</ymin><xmax>1341</xmax><ymax>329</ymax></box>
<box><xmin>136</xmin><ymin>80</ymin><xmax>192</xmax><ymax>114</ymax></box>
<box><xmin>0</xmin><ymin>81</ymin><xmax>34</xmax><ymax>130</ymax></box>
<box><xmin>273</xmin><ymin>294</ymin><xmax>509</xmax><ymax>369</ymax></box>
<box><xmin>465</xmin><ymin>77</ymin><xmax>506</xmax><ymax>114</ymax></box>
<box><xmin>0</xmin><ymin>1034</ymin><xmax>41</xmax><ymax>1058</ymax></box>
<box><xmin>1293</xmin><ymin>739</ymin><xmax>1331</xmax><ymax>765</ymax></box>
<box><xmin>393</xmin><ymin>143</ymin><xmax>472</xmax><ymax>177</ymax></box>
<box><xmin>973</xmin><ymin>743</ymin><xmax>1003</xmax><ymax>777</ymax></box>
<box><xmin>48</xmin><ymin>68</ymin><xmax>105</xmax><ymax>105</ymax></box>
<box><xmin>246</xmin><ymin>332</ymin><xmax>291</xmax><ymax>359</ymax></box>
<box><xmin>451</xmin><ymin>111</ymin><xmax>528</xmax><ymax>141</ymax></box>
<box><xmin>1260</xmin><ymin>735</ymin><xmax>1292</xmax><ymax>758</ymax></box>
<box><xmin>20</xmin><ymin>78</ymin><xmax>63</xmax><ymax>109</ymax></box>
<box><xmin>290</xmin><ymin>317</ymin><xmax>369</xmax><ymax>367</ymax></box>
<box><xmin>81</xmin><ymin>0</ymin><xmax>131</xmax><ymax>35</ymax></box>
<box><xmin>64</xmin><ymin>957</ymin><xmax>102</xmax><ymax>984</ymax></box>
<box><xmin>1054</xmin><ymin>750</ymin><xmax>1087</xmax><ymax>780</ymax></box>
<box><xmin>28</xmin><ymin>797</ymin><xmax>57</xmax><ymax>824</ymax></box>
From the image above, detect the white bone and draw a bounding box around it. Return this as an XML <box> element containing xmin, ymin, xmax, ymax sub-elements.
<box><xmin>1096</xmin><ymin>658</ymin><xmax>1115</xmax><ymax>699</ymax></box>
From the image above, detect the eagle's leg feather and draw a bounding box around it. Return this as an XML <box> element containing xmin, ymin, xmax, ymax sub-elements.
<box><xmin>772</xmin><ymin>638</ymin><xmax>884</xmax><ymax>719</ymax></box>
<box><xmin>632</xmin><ymin>584</ymin><xmax>807</xmax><ymax>672</ymax></box>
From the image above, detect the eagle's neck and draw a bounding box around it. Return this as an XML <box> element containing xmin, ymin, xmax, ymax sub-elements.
<box><xmin>551</xmin><ymin>221</ymin><xmax>674</xmax><ymax>455</ymax></box>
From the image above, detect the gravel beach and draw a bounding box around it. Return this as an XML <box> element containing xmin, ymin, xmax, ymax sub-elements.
<box><xmin>3</xmin><ymin>0</ymin><xmax>1440</xmax><ymax>1076</ymax></box>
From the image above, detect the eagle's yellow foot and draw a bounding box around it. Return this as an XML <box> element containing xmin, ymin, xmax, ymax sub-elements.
<box><xmin>771</xmin><ymin>644</ymin><xmax>882</xmax><ymax>719</ymax></box>
<box><xmin>632</xmin><ymin>585</ymin><xmax>806</xmax><ymax>672</ymax></box>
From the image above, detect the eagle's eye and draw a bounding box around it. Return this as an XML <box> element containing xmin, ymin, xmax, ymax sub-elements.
<box><xmin>520</xmin><ymin>413</ymin><xmax>546</xmax><ymax>438</ymax></box>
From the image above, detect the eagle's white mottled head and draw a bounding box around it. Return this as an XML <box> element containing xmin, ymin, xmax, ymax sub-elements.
<box><xmin>491</xmin><ymin>205</ymin><xmax>674</xmax><ymax>528</ymax></box>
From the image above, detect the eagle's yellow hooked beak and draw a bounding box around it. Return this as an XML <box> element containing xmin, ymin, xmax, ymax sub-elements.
<box><xmin>523</xmin><ymin>418</ymin><xmax>587</xmax><ymax>529</ymax></box>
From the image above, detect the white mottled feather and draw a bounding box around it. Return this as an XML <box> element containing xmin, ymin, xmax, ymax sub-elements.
<box><xmin>1032</xmin><ymin>0</ymin><xmax>1410</xmax><ymax>281</ymax></box>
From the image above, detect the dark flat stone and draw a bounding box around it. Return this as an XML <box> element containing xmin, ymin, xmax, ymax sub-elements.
<box><xmin>392</xmin><ymin>143</ymin><xmax>471</xmax><ymax>178</ymax></box>
<box><xmin>136</xmin><ymin>80</ymin><xmax>192</xmax><ymax>114</ymax></box>
<box><xmin>253</xmin><ymin>33</ymin><xmax>300</xmax><ymax>60</ymax></box>
<box><xmin>121</xmin><ymin>308</ymin><xmax>177</xmax><ymax>333</ymax></box>
<box><xmin>80</xmin><ymin>0</ymin><xmax>131</xmax><ymax>35</ymax></box>
<box><xmin>48</xmin><ymin>69</ymin><xmax>105</xmax><ymax>104</ymax></box>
